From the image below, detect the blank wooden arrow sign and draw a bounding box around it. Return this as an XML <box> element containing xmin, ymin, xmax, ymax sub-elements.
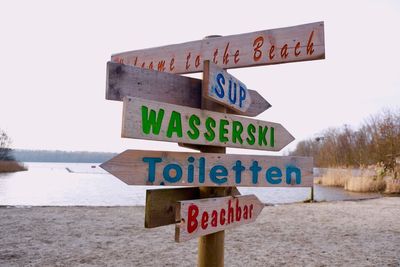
<box><xmin>111</xmin><ymin>21</ymin><xmax>325</xmax><ymax>74</ymax></box>
<box><xmin>203</xmin><ymin>61</ymin><xmax>251</xmax><ymax>113</ymax></box>
<box><xmin>100</xmin><ymin>150</ymin><xmax>314</xmax><ymax>187</ymax></box>
<box><xmin>106</xmin><ymin>62</ymin><xmax>271</xmax><ymax>117</ymax></box>
<box><xmin>122</xmin><ymin>97</ymin><xmax>293</xmax><ymax>151</ymax></box>
<box><xmin>175</xmin><ymin>194</ymin><xmax>264</xmax><ymax>242</ymax></box>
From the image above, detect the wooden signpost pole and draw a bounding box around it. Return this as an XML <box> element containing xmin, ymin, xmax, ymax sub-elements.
<box><xmin>198</xmin><ymin>57</ymin><xmax>227</xmax><ymax>267</ymax></box>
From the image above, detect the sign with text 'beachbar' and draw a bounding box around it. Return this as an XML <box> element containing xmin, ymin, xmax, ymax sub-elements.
<box><xmin>175</xmin><ymin>195</ymin><xmax>264</xmax><ymax>242</ymax></box>
<box><xmin>107</xmin><ymin>62</ymin><xmax>271</xmax><ymax>117</ymax></box>
<box><xmin>100</xmin><ymin>150</ymin><xmax>313</xmax><ymax>187</ymax></box>
<box><xmin>122</xmin><ymin>97</ymin><xmax>294</xmax><ymax>151</ymax></box>
<box><xmin>203</xmin><ymin>61</ymin><xmax>251</xmax><ymax>113</ymax></box>
<box><xmin>112</xmin><ymin>22</ymin><xmax>325</xmax><ymax>74</ymax></box>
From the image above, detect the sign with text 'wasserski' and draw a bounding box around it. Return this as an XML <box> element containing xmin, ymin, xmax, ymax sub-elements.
<box><xmin>122</xmin><ymin>97</ymin><xmax>294</xmax><ymax>151</ymax></box>
<box><xmin>112</xmin><ymin>22</ymin><xmax>324</xmax><ymax>74</ymax></box>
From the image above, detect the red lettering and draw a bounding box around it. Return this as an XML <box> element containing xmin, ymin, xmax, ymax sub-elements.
<box><xmin>253</xmin><ymin>36</ymin><xmax>264</xmax><ymax>61</ymax></box>
<box><xmin>211</xmin><ymin>210</ymin><xmax>218</xmax><ymax>227</ymax></box>
<box><xmin>223</xmin><ymin>42</ymin><xmax>230</xmax><ymax>65</ymax></box>
<box><xmin>269</xmin><ymin>45</ymin><xmax>275</xmax><ymax>60</ymax></box>
<box><xmin>157</xmin><ymin>60</ymin><xmax>166</xmax><ymax>72</ymax></box>
<box><xmin>280</xmin><ymin>44</ymin><xmax>289</xmax><ymax>59</ymax></box>
<box><xmin>213</xmin><ymin>49</ymin><xmax>218</xmax><ymax>64</ymax></box>
<box><xmin>148</xmin><ymin>61</ymin><xmax>154</xmax><ymax>70</ymax></box>
<box><xmin>227</xmin><ymin>200</ymin><xmax>234</xmax><ymax>224</ymax></box>
<box><xmin>141</xmin><ymin>62</ymin><xmax>145</xmax><ymax>68</ymax></box>
<box><xmin>307</xmin><ymin>30</ymin><xmax>315</xmax><ymax>55</ymax></box>
<box><xmin>186</xmin><ymin>53</ymin><xmax>191</xmax><ymax>70</ymax></box>
<box><xmin>234</xmin><ymin>50</ymin><xmax>240</xmax><ymax>64</ymax></box>
<box><xmin>201</xmin><ymin>211</ymin><xmax>209</xmax><ymax>229</ymax></box>
<box><xmin>169</xmin><ymin>58</ymin><xmax>175</xmax><ymax>71</ymax></box>
<box><xmin>187</xmin><ymin>204</ymin><xmax>199</xmax><ymax>233</ymax></box>
<box><xmin>295</xmin><ymin>42</ymin><xmax>301</xmax><ymax>56</ymax></box>
<box><xmin>117</xmin><ymin>57</ymin><xmax>124</xmax><ymax>64</ymax></box>
<box><xmin>235</xmin><ymin>199</ymin><xmax>241</xmax><ymax>221</ymax></box>
<box><xmin>134</xmin><ymin>57</ymin><xmax>138</xmax><ymax>66</ymax></box>
<box><xmin>220</xmin><ymin>208</ymin><xmax>226</xmax><ymax>225</ymax></box>
<box><xmin>250</xmin><ymin>204</ymin><xmax>254</xmax><ymax>218</ymax></box>
<box><xmin>195</xmin><ymin>55</ymin><xmax>201</xmax><ymax>68</ymax></box>
<box><xmin>243</xmin><ymin>205</ymin><xmax>248</xmax><ymax>219</ymax></box>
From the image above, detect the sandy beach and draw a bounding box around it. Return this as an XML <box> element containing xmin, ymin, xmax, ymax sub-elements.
<box><xmin>1</xmin><ymin>197</ymin><xmax>399</xmax><ymax>267</ymax></box>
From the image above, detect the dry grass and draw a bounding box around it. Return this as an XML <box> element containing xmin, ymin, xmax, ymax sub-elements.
<box><xmin>384</xmin><ymin>177</ymin><xmax>400</xmax><ymax>194</ymax></box>
<box><xmin>0</xmin><ymin>161</ymin><xmax>27</xmax><ymax>173</ymax></box>
<box><xmin>315</xmin><ymin>169</ymin><xmax>352</xmax><ymax>187</ymax></box>
<box><xmin>345</xmin><ymin>176</ymin><xmax>386</xmax><ymax>192</ymax></box>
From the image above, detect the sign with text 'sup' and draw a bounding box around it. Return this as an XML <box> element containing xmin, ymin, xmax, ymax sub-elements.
<box><xmin>203</xmin><ymin>61</ymin><xmax>251</xmax><ymax>113</ymax></box>
<box><xmin>112</xmin><ymin>22</ymin><xmax>325</xmax><ymax>74</ymax></box>
<box><xmin>122</xmin><ymin>97</ymin><xmax>294</xmax><ymax>151</ymax></box>
<box><xmin>100</xmin><ymin>150</ymin><xmax>313</xmax><ymax>187</ymax></box>
<box><xmin>175</xmin><ymin>195</ymin><xmax>264</xmax><ymax>242</ymax></box>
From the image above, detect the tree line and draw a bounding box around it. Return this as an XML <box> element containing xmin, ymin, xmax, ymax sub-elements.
<box><xmin>289</xmin><ymin>109</ymin><xmax>400</xmax><ymax>170</ymax></box>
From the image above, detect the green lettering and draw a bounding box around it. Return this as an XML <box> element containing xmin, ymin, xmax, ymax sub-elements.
<box><xmin>187</xmin><ymin>114</ymin><xmax>200</xmax><ymax>140</ymax></box>
<box><xmin>246</xmin><ymin>124</ymin><xmax>256</xmax><ymax>145</ymax></box>
<box><xmin>232</xmin><ymin>121</ymin><xmax>243</xmax><ymax>144</ymax></box>
<box><xmin>258</xmin><ymin>126</ymin><xmax>268</xmax><ymax>146</ymax></box>
<box><xmin>141</xmin><ymin>105</ymin><xmax>164</xmax><ymax>135</ymax></box>
<box><xmin>270</xmin><ymin>127</ymin><xmax>275</xmax><ymax>147</ymax></box>
<box><xmin>219</xmin><ymin>119</ymin><xmax>229</xmax><ymax>143</ymax></box>
<box><xmin>204</xmin><ymin>117</ymin><xmax>216</xmax><ymax>141</ymax></box>
<box><xmin>166</xmin><ymin>111</ymin><xmax>183</xmax><ymax>138</ymax></box>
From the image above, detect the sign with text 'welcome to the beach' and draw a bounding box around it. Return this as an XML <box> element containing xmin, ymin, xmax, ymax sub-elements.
<box><xmin>100</xmin><ymin>150</ymin><xmax>313</xmax><ymax>187</ymax></box>
<box><xmin>111</xmin><ymin>22</ymin><xmax>325</xmax><ymax>74</ymax></box>
<box><xmin>175</xmin><ymin>195</ymin><xmax>264</xmax><ymax>242</ymax></box>
<box><xmin>122</xmin><ymin>97</ymin><xmax>294</xmax><ymax>151</ymax></box>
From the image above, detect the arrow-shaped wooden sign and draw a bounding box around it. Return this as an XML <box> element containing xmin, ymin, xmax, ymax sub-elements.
<box><xmin>203</xmin><ymin>61</ymin><xmax>251</xmax><ymax>113</ymax></box>
<box><xmin>106</xmin><ymin>62</ymin><xmax>271</xmax><ymax>117</ymax></box>
<box><xmin>111</xmin><ymin>21</ymin><xmax>324</xmax><ymax>74</ymax></box>
<box><xmin>175</xmin><ymin>194</ymin><xmax>264</xmax><ymax>242</ymax></box>
<box><xmin>122</xmin><ymin>97</ymin><xmax>293</xmax><ymax>151</ymax></box>
<box><xmin>100</xmin><ymin>150</ymin><xmax>314</xmax><ymax>187</ymax></box>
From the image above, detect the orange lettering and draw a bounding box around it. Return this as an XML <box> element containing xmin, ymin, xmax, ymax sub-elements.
<box><xmin>195</xmin><ymin>55</ymin><xmax>201</xmax><ymax>68</ymax></box>
<box><xmin>157</xmin><ymin>60</ymin><xmax>166</xmax><ymax>72</ymax></box>
<box><xmin>307</xmin><ymin>31</ymin><xmax>315</xmax><ymax>55</ymax></box>
<box><xmin>169</xmin><ymin>58</ymin><xmax>175</xmax><ymax>71</ymax></box>
<box><xmin>295</xmin><ymin>42</ymin><xmax>301</xmax><ymax>56</ymax></box>
<box><xmin>234</xmin><ymin>50</ymin><xmax>240</xmax><ymax>64</ymax></box>
<box><xmin>148</xmin><ymin>61</ymin><xmax>154</xmax><ymax>70</ymax></box>
<box><xmin>223</xmin><ymin>42</ymin><xmax>230</xmax><ymax>65</ymax></box>
<box><xmin>186</xmin><ymin>52</ymin><xmax>191</xmax><ymax>70</ymax></box>
<box><xmin>253</xmin><ymin>36</ymin><xmax>264</xmax><ymax>61</ymax></box>
<box><xmin>141</xmin><ymin>62</ymin><xmax>145</xmax><ymax>68</ymax></box>
<box><xmin>280</xmin><ymin>44</ymin><xmax>289</xmax><ymax>59</ymax></box>
<box><xmin>213</xmin><ymin>49</ymin><xmax>218</xmax><ymax>64</ymax></box>
<box><xmin>269</xmin><ymin>45</ymin><xmax>275</xmax><ymax>60</ymax></box>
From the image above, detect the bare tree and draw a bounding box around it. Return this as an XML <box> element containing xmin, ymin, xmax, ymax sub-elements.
<box><xmin>0</xmin><ymin>129</ymin><xmax>15</xmax><ymax>161</ymax></box>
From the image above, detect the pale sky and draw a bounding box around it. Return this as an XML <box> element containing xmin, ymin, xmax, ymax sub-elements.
<box><xmin>0</xmin><ymin>0</ymin><xmax>399</xmax><ymax>155</ymax></box>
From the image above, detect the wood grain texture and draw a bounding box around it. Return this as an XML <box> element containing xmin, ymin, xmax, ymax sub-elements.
<box><xmin>106</xmin><ymin>62</ymin><xmax>271</xmax><ymax>117</ymax></box>
<box><xmin>100</xmin><ymin>150</ymin><xmax>314</xmax><ymax>187</ymax></box>
<box><xmin>111</xmin><ymin>22</ymin><xmax>325</xmax><ymax>74</ymax></box>
<box><xmin>175</xmin><ymin>195</ymin><xmax>264</xmax><ymax>242</ymax></box>
<box><xmin>145</xmin><ymin>187</ymin><xmax>240</xmax><ymax>228</ymax></box>
<box><xmin>203</xmin><ymin>61</ymin><xmax>251</xmax><ymax>113</ymax></box>
<box><xmin>122</xmin><ymin>97</ymin><xmax>293</xmax><ymax>151</ymax></box>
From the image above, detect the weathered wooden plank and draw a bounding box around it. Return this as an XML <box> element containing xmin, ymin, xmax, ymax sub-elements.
<box><xmin>100</xmin><ymin>150</ymin><xmax>314</xmax><ymax>187</ymax></box>
<box><xmin>106</xmin><ymin>62</ymin><xmax>271</xmax><ymax>117</ymax></box>
<box><xmin>203</xmin><ymin>61</ymin><xmax>251</xmax><ymax>113</ymax></box>
<box><xmin>122</xmin><ymin>97</ymin><xmax>293</xmax><ymax>151</ymax></box>
<box><xmin>111</xmin><ymin>22</ymin><xmax>325</xmax><ymax>74</ymax></box>
<box><xmin>145</xmin><ymin>187</ymin><xmax>240</xmax><ymax>228</ymax></box>
<box><xmin>175</xmin><ymin>195</ymin><xmax>264</xmax><ymax>242</ymax></box>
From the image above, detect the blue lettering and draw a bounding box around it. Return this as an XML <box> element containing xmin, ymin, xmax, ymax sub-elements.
<box><xmin>163</xmin><ymin>163</ymin><xmax>182</xmax><ymax>183</ymax></box>
<box><xmin>239</xmin><ymin>85</ymin><xmax>246</xmax><ymax>108</ymax></box>
<box><xmin>228</xmin><ymin>80</ymin><xmax>237</xmax><ymax>104</ymax></box>
<box><xmin>143</xmin><ymin>157</ymin><xmax>162</xmax><ymax>183</ymax></box>
<box><xmin>187</xmin><ymin>156</ymin><xmax>195</xmax><ymax>183</ymax></box>
<box><xmin>266</xmin><ymin>167</ymin><xmax>282</xmax><ymax>184</ymax></box>
<box><xmin>232</xmin><ymin>160</ymin><xmax>245</xmax><ymax>183</ymax></box>
<box><xmin>210</xmin><ymin>165</ymin><xmax>228</xmax><ymax>185</ymax></box>
<box><xmin>249</xmin><ymin>161</ymin><xmax>262</xmax><ymax>184</ymax></box>
<box><xmin>286</xmin><ymin>166</ymin><xmax>301</xmax><ymax>184</ymax></box>
<box><xmin>199</xmin><ymin>157</ymin><xmax>205</xmax><ymax>183</ymax></box>
<box><xmin>214</xmin><ymin>73</ymin><xmax>225</xmax><ymax>98</ymax></box>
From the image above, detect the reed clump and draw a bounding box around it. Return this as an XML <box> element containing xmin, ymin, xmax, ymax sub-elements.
<box><xmin>0</xmin><ymin>161</ymin><xmax>27</xmax><ymax>173</ymax></box>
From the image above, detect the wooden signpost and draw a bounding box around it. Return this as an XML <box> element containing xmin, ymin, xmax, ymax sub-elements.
<box><xmin>101</xmin><ymin>21</ymin><xmax>325</xmax><ymax>267</ymax></box>
<box><xmin>111</xmin><ymin>21</ymin><xmax>325</xmax><ymax>74</ymax></box>
<box><xmin>122</xmin><ymin>97</ymin><xmax>294</xmax><ymax>151</ymax></box>
<box><xmin>175</xmin><ymin>195</ymin><xmax>264</xmax><ymax>242</ymax></box>
<box><xmin>106</xmin><ymin>61</ymin><xmax>271</xmax><ymax>117</ymax></box>
<box><xmin>203</xmin><ymin>61</ymin><xmax>251</xmax><ymax>113</ymax></box>
<box><xmin>100</xmin><ymin>150</ymin><xmax>314</xmax><ymax>187</ymax></box>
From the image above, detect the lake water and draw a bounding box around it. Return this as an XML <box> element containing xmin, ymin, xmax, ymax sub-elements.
<box><xmin>0</xmin><ymin>163</ymin><xmax>381</xmax><ymax>206</ymax></box>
